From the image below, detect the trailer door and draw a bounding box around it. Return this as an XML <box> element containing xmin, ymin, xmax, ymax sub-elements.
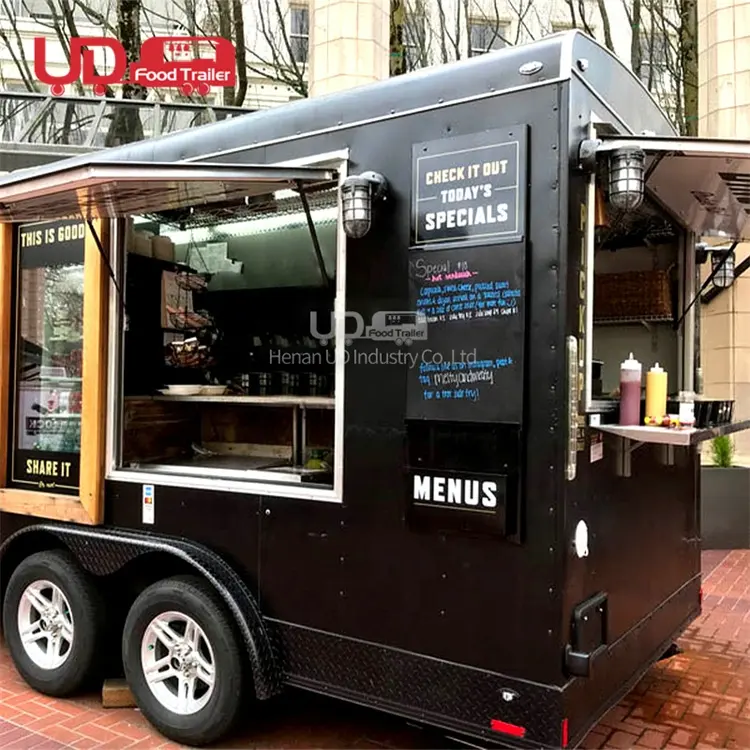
<box><xmin>588</xmin><ymin>134</ymin><xmax>750</xmax><ymax>240</ymax></box>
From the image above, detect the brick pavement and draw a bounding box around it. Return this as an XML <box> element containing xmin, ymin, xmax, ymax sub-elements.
<box><xmin>0</xmin><ymin>550</ymin><xmax>746</xmax><ymax>749</ymax></box>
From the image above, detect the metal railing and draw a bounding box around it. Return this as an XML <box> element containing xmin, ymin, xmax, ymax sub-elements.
<box><xmin>0</xmin><ymin>90</ymin><xmax>255</xmax><ymax>151</ymax></box>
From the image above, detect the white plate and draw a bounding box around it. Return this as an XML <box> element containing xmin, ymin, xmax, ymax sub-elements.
<box><xmin>162</xmin><ymin>385</ymin><xmax>202</xmax><ymax>396</ymax></box>
<box><xmin>200</xmin><ymin>385</ymin><xmax>227</xmax><ymax>395</ymax></box>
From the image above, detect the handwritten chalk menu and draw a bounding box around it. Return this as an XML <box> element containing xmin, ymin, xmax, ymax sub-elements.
<box><xmin>412</xmin><ymin>126</ymin><xmax>527</xmax><ymax>249</ymax></box>
<box><xmin>406</xmin><ymin>241</ymin><xmax>525</xmax><ymax>423</ymax></box>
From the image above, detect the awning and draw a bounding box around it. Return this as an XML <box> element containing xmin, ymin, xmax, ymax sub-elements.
<box><xmin>594</xmin><ymin>135</ymin><xmax>750</xmax><ymax>240</ymax></box>
<box><xmin>0</xmin><ymin>161</ymin><xmax>338</xmax><ymax>223</ymax></box>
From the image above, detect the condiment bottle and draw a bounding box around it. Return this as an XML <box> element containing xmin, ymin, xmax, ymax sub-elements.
<box><xmin>678</xmin><ymin>390</ymin><xmax>695</xmax><ymax>427</ymax></box>
<box><xmin>619</xmin><ymin>352</ymin><xmax>642</xmax><ymax>425</ymax></box>
<box><xmin>645</xmin><ymin>363</ymin><xmax>668</xmax><ymax>426</ymax></box>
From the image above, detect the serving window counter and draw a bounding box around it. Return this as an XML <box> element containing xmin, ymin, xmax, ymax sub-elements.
<box><xmin>1</xmin><ymin>30</ymin><xmax>750</xmax><ymax>750</ymax></box>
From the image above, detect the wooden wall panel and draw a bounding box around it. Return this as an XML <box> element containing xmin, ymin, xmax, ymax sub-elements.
<box><xmin>79</xmin><ymin>219</ymin><xmax>109</xmax><ymax>525</ymax></box>
<box><xmin>0</xmin><ymin>221</ymin><xmax>98</xmax><ymax>525</ymax></box>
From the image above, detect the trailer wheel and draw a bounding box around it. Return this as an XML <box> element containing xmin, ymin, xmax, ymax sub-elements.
<box><xmin>122</xmin><ymin>575</ymin><xmax>246</xmax><ymax>747</ymax></box>
<box><xmin>2</xmin><ymin>549</ymin><xmax>105</xmax><ymax>697</ymax></box>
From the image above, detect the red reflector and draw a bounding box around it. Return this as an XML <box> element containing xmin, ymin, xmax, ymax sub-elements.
<box><xmin>562</xmin><ymin>718</ymin><xmax>569</xmax><ymax>748</ymax></box>
<box><xmin>490</xmin><ymin>719</ymin><xmax>526</xmax><ymax>738</ymax></box>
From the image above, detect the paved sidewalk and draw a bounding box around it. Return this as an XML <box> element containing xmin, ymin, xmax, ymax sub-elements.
<box><xmin>0</xmin><ymin>550</ymin><xmax>747</xmax><ymax>748</ymax></box>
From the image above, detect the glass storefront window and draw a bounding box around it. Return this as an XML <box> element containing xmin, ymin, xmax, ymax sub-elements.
<box><xmin>11</xmin><ymin>219</ymin><xmax>86</xmax><ymax>494</ymax></box>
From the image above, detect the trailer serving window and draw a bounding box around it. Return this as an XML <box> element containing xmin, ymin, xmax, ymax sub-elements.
<box><xmin>111</xmin><ymin>163</ymin><xmax>343</xmax><ymax>495</ymax></box>
<box><xmin>575</xmin><ymin>133</ymin><xmax>750</xmax><ymax>473</ymax></box>
<box><xmin>0</xmin><ymin>158</ymin><xmax>343</xmax><ymax>522</ymax></box>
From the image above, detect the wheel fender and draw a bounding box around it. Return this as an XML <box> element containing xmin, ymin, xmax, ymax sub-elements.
<box><xmin>0</xmin><ymin>524</ymin><xmax>282</xmax><ymax>699</ymax></box>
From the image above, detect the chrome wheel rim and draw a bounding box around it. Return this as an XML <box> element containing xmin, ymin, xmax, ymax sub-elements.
<box><xmin>17</xmin><ymin>580</ymin><xmax>75</xmax><ymax>670</ymax></box>
<box><xmin>141</xmin><ymin>611</ymin><xmax>216</xmax><ymax>715</ymax></box>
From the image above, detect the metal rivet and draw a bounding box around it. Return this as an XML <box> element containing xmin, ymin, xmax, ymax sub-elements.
<box><xmin>265</xmin><ymin>509</ymin><xmax>270</xmax><ymax>515</ymax></box>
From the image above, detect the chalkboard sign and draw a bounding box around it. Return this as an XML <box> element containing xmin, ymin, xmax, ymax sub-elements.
<box><xmin>411</xmin><ymin>126</ymin><xmax>527</xmax><ymax>249</ymax></box>
<box><xmin>406</xmin><ymin>241</ymin><xmax>525</xmax><ymax>423</ymax></box>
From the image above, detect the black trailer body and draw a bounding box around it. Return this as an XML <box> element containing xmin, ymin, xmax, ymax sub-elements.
<box><xmin>1</xmin><ymin>30</ymin><xmax>750</xmax><ymax>750</ymax></box>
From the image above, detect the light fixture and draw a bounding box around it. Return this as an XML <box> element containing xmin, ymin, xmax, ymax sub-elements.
<box><xmin>608</xmin><ymin>146</ymin><xmax>646</xmax><ymax>211</ymax></box>
<box><xmin>340</xmin><ymin>171</ymin><xmax>388</xmax><ymax>239</ymax></box>
<box><xmin>711</xmin><ymin>246</ymin><xmax>736</xmax><ymax>289</ymax></box>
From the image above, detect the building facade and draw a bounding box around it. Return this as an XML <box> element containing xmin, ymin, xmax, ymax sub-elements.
<box><xmin>1</xmin><ymin>0</ymin><xmax>745</xmax><ymax>459</ymax></box>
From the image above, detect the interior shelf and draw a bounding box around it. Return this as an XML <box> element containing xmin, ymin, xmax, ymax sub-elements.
<box><xmin>593</xmin><ymin>315</ymin><xmax>673</xmax><ymax>326</ymax></box>
<box><xmin>153</xmin><ymin>394</ymin><xmax>335</xmax><ymax>409</ymax></box>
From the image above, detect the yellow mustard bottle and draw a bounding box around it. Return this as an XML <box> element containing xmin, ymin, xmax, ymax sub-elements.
<box><xmin>645</xmin><ymin>363</ymin><xmax>668</xmax><ymax>426</ymax></box>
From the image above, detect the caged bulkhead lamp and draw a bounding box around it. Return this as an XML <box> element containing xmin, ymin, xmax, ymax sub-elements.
<box><xmin>608</xmin><ymin>146</ymin><xmax>646</xmax><ymax>211</ymax></box>
<box><xmin>340</xmin><ymin>171</ymin><xmax>389</xmax><ymax>238</ymax></box>
<box><xmin>710</xmin><ymin>245</ymin><xmax>736</xmax><ymax>289</ymax></box>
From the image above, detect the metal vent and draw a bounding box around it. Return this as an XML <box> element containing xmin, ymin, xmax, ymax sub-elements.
<box><xmin>719</xmin><ymin>172</ymin><xmax>750</xmax><ymax>206</ymax></box>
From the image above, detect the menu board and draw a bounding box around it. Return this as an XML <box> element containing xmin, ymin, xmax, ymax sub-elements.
<box><xmin>406</xmin><ymin>242</ymin><xmax>525</xmax><ymax>424</ymax></box>
<box><xmin>412</xmin><ymin>126</ymin><xmax>527</xmax><ymax>248</ymax></box>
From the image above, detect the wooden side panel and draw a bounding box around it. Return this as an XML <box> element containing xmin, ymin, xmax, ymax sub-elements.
<box><xmin>0</xmin><ymin>220</ymin><xmax>107</xmax><ymax>525</ymax></box>
<box><xmin>79</xmin><ymin>219</ymin><xmax>109</xmax><ymax>525</ymax></box>
<box><xmin>0</xmin><ymin>223</ymin><xmax>12</xmax><ymax>487</ymax></box>
<box><xmin>0</xmin><ymin>488</ymin><xmax>92</xmax><ymax>524</ymax></box>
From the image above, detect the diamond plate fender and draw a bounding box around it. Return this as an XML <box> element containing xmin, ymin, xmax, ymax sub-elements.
<box><xmin>0</xmin><ymin>523</ymin><xmax>282</xmax><ymax>699</ymax></box>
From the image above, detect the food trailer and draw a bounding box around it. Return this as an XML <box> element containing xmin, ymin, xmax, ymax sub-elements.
<box><xmin>0</xmin><ymin>29</ymin><xmax>749</xmax><ymax>749</ymax></box>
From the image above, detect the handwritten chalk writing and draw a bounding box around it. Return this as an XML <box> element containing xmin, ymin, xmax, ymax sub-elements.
<box><xmin>410</xmin><ymin>257</ymin><xmax>471</xmax><ymax>280</ymax></box>
<box><xmin>418</xmin><ymin>354</ymin><xmax>515</xmax><ymax>402</ymax></box>
<box><xmin>415</xmin><ymin>279</ymin><xmax>520</xmax><ymax>323</ymax></box>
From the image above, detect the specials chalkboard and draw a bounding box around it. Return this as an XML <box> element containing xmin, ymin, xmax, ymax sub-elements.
<box><xmin>411</xmin><ymin>126</ymin><xmax>527</xmax><ymax>249</ymax></box>
<box><xmin>406</xmin><ymin>241</ymin><xmax>525</xmax><ymax>424</ymax></box>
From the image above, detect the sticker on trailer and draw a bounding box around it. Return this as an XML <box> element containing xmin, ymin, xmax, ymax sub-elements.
<box><xmin>590</xmin><ymin>433</ymin><xmax>603</xmax><ymax>463</ymax></box>
<box><xmin>142</xmin><ymin>485</ymin><xmax>155</xmax><ymax>524</ymax></box>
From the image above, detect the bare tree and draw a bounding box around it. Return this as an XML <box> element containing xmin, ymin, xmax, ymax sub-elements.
<box><xmin>0</xmin><ymin>0</ymin><xmax>308</xmax><ymax>115</ymax></box>
<box><xmin>390</xmin><ymin>0</ymin><xmax>697</xmax><ymax>136</ymax></box>
<box><xmin>622</xmin><ymin>0</ymin><xmax>697</xmax><ymax>135</ymax></box>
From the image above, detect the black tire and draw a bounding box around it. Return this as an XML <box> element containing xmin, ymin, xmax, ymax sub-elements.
<box><xmin>122</xmin><ymin>575</ymin><xmax>246</xmax><ymax>747</ymax></box>
<box><xmin>2</xmin><ymin>549</ymin><xmax>106</xmax><ymax>697</ymax></box>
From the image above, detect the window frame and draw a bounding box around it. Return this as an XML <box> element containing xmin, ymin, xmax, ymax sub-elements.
<box><xmin>105</xmin><ymin>149</ymin><xmax>350</xmax><ymax>504</ymax></box>
<box><xmin>468</xmin><ymin>18</ymin><xmax>507</xmax><ymax>56</ymax></box>
<box><xmin>638</xmin><ymin>31</ymin><xmax>670</xmax><ymax>91</ymax></box>
<box><xmin>288</xmin><ymin>4</ymin><xmax>310</xmax><ymax>65</ymax></box>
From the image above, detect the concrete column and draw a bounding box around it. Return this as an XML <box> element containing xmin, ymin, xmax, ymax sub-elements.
<box><xmin>698</xmin><ymin>0</ymin><xmax>750</xmax><ymax>461</ymax></box>
<box><xmin>308</xmin><ymin>0</ymin><xmax>391</xmax><ymax>97</ymax></box>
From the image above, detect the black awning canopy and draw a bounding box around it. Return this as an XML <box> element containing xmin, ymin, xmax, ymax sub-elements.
<box><xmin>0</xmin><ymin>161</ymin><xmax>338</xmax><ymax>223</ymax></box>
<box><xmin>596</xmin><ymin>135</ymin><xmax>750</xmax><ymax>241</ymax></box>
